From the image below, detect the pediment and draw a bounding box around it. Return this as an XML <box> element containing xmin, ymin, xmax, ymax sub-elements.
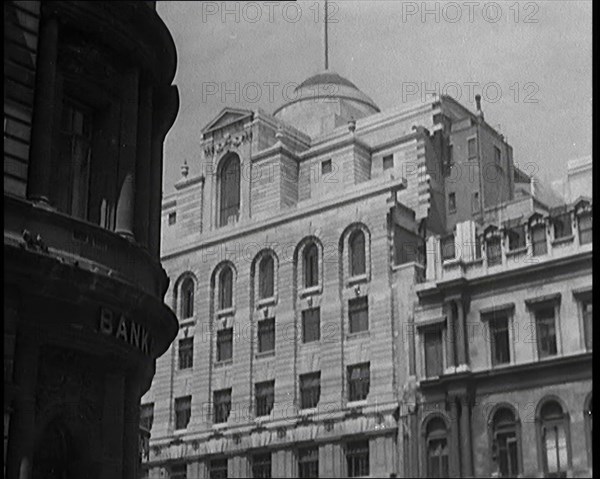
<box><xmin>202</xmin><ymin>108</ymin><xmax>254</xmax><ymax>135</ymax></box>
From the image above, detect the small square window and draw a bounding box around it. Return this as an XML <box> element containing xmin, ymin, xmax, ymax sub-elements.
<box><xmin>168</xmin><ymin>212</ymin><xmax>177</xmax><ymax>225</ymax></box>
<box><xmin>448</xmin><ymin>192</ymin><xmax>456</xmax><ymax>213</ymax></box>
<box><xmin>383</xmin><ymin>155</ymin><xmax>394</xmax><ymax>170</ymax></box>
<box><xmin>321</xmin><ymin>159</ymin><xmax>332</xmax><ymax>175</ymax></box>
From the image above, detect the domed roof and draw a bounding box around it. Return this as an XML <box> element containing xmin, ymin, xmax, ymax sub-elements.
<box><xmin>273</xmin><ymin>70</ymin><xmax>379</xmax><ymax>117</ymax></box>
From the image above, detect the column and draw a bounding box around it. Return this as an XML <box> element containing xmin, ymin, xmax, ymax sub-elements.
<box><xmin>134</xmin><ymin>82</ymin><xmax>153</xmax><ymax>247</ymax></box>
<box><xmin>27</xmin><ymin>16</ymin><xmax>59</xmax><ymax>204</ymax></box>
<box><xmin>445</xmin><ymin>302</ymin><xmax>456</xmax><ymax>370</ymax></box>
<box><xmin>115</xmin><ymin>69</ymin><xmax>139</xmax><ymax>240</ymax></box>
<box><xmin>101</xmin><ymin>373</ymin><xmax>125</xmax><ymax>479</ymax></box>
<box><xmin>449</xmin><ymin>398</ymin><xmax>461</xmax><ymax>478</ymax></box>
<box><xmin>459</xmin><ymin>395</ymin><xmax>474</xmax><ymax>477</ymax></box>
<box><xmin>456</xmin><ymin>299</ymin><xmax>468</xmax><ymax>367</ymax></box>
<box><xmin>122</xmin><ymin>376</ymin><xmax>141</xmax><ymax>479</ymax></box>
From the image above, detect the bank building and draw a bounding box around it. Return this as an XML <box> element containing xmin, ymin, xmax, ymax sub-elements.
<box><xmin>4</xmin><ymin>1</ymin><xmax>179</xmax><ymax>478</ymax></box>
<box><xmin>141</xmin><ymin>14</ymin><xmax>592</xmax><ymax>479</ymax></box>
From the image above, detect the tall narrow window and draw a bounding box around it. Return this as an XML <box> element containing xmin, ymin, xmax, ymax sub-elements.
<box><xmin>213</xmin><ymin>389</ymin><xmax>232</xmax><ymax>424</ymax></box>
<box><xmin>472</xmin><ymin>192</ymin><xmax>480</xmax><ymax>213</ymax></box>
<box><xmin>59</xmin><ymin>100</ymin><xmax>94</xmax><ymax>220</ymax></box>
<box><xmin>180</xmin><ymin>278</ymin><xmax>195</xmax><ymax>319</ymax></box>
<box><xmin>487</xmin><ymin>237</ymin><xmax>502</xmax><ymax>266</ymax></box>
<box><xmin>303</xmin><ymin>243</ymin><xmax>319</xmax><ymax>288</ymax></box>
<box><xmin>174</xmin><ymin>396</ymin><xmax>191</xmax><ymax>430</ymax></box>
<box><xmin>302</xmin><ymin>308</ymin><xmax>320</xmax><ymax>343</ymax></box>
<box><xmin>349</xmin><ymin>230</ymin><xmax>366</xmax><ymax>276</ymax></box>
<box><xmin>346</xmin><ymin>440</ymin><xmax>369</xmax><ymax>477</ymax></box>
<box><xmin>300</xmin><ymin>372</ymin><xmax>321</xmax><ymax>409</ymax></box>
<box><xmin>255</xmin><ymin>380</ymin><xmax>275</xmax><ymax>417</ymax></box>
<box><xmin>298</xmin><ymin>447</ymin><xmax>319</xmax><ymax>478</ymax></box>
<box><xmin>448</xmin><ymin>192</ymin><xmax>456</xmax><ymax>213</ymax></box>
<box><xmin>491</xmin><ymin>408</ymin><xmax>521</xmax><ymax>477</ymax></box>
<box><xmin>219</xmin><ymin>154</ymin><xmax>241</xmax><ymax>227</ymax></box>
<box><xmin>489</xmin><ymin>315</ymin><xmax>510</xmax><ymax>366</ymax></box>
<box><xmin>539</xmin><ymin>401</ymin><xmax>570</xmax><ymax>477</ymax></box>
<box><xmin>426</xmin><ymin>418</ymin><xmax>449</xmax><ymax>478</ymax></box>
<box><xmin>441</xmin><ymin>233</ymin><xmax>456</xmax><ymax>261</ymax></box>
<box><xmin>578</xmin><ymin>213</ymin><xmax>592</xmax><ymax>245</ymax></box>
<box><xmin>257</xmin><ymin>318</ymin><xmax>275</xmax><ymax>353</ymax></box>
<box><xmin>178</xmin><ymin>337</ymin><xmax>194</xmax><ymax>369</ymax></box>
<box><xmin>140</xmin><ymin>403</ymin><xmax>154</xmax><ymax>432</ymax></box>
<box><xmin>347</xmin><ymin>363</ymin><xmax>370</xmax><ymax>402</ymax></box>
<box><xmin>423</xmin><ymin>328</ymin><xmax>444</xmax><ymax>377</ymax></box>
<box><xmin>258</xmin><ymin>255</ymin><xmax>275</xmax><ymax>299</ymax></box>
<box><xmin>468</xmin><ymin>137</ymin><xmax>477</xmax><ymax>159</ymax></box>
<box><xmin>494</xmin><ymin>145</ymin><xmax>502</xmax><ymax>164</ymax></box>
<box><xmin>582</xmin><ymin>299</ymin><xmax>592</xmax><ymax>351</ymax></box>
<box><xmin>535</xmin><ymin>306</ymin><xmax>557</xmax><ymax>358</ymax></box>
<box><xmin>252</xmin><ymin>453</ymin><xmax>271</xmax><ymax>479</ymax></box>
<box><xmin>216</xmin><ymin>328</ymin><xmax>233</xmax><ymax>362</ymax></box>
<box><xmin>348</xmin><ymin>297</ymin><xmax>369</xmax><ymax>333</ymax></box>
<box><xmin>209</xmin><ymin>459</ymin><xmax>228</xmax><ymax>479</ymax></box>
<box><xmin>531</xmin><ymin>225</ymin><xmax>548</xmax><ymax>256</ymax></box>
<box><xmin>218</xmin><ymin>267</ymin><xmax>233</xmax><ymax>310</ymax></box>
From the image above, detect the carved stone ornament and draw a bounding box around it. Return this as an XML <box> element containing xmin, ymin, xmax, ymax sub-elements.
<box><xmin>204</xmin><ymin>129</ymin><xmax>253</xmax><ymax>157</ymax></box>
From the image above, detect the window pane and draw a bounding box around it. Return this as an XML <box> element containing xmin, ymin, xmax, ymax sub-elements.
<box><xmin>220</xmin><ymin>155</ymin><xmax>241</xmax><ymax>226</ymax></box>
<box><xmin>140</xmin><ymin>403</ymin><xmax>154</xmax><ymax>431</ymax></box>
<box><xmin>219</xmin><ymin>268</ymin><xmax>233</xmax><ymax>309</ymax></box>
<box><xmin>346</xmin><ymin>441</ymin><xmax>369</xmax><ymax>477</ymax></box>
<box><xmin>298</xmin><ymin>447</ymin><xmax>319</xmax><ymax>478</ymax></box>
<box><xmin>252</xmin><ymin>453</ymin><xmax>271</xmax><ymax>479</ymax></box>
<box><xmin>259</xmin><ymin>255</ymin><xmax>274</xmax><ymax>299</ymax></box>
<box><xmin>536</xmin><ymin>307</ymin><xmax>557</xmax><ymax>358</ymax></box>
<box><xmin>350</xmin><ymin>230</ymin><xmax>366</xmax><ymax>276</ymax></box>
<box><xmin>579</xmin><ymin>213</ymin><xmax>592</xmax><ymax>244</ymax></box>
<box><xmin>424</xmin><ymin>329</ymin><xmax>443</xmax><ymax>377</ymax></box>
<box><xmin>255</xmin><ymin>381</ymin><xmax>275</xmax><ymax>417</ymax></box>
<box><xmin>490</xmin><ymin>316</ymin><xmax>510</xmax><ymax>366</ymax></box>
<box><xmin>304</xmin><ymin>244</ymin><xmax>319</xmax><ymax>287</ymax></box>
<box><xmin>553</xmin><ymin>214</ymin><xmax>572</xmax><ymax>239</ymax></box>
<box><xmin>349</xmin><ymin>297</ymin><xmax>368</xmax><ymax>333</ymax></box>
<box><xmin>348</xmin><ymin>363</ymin><xmax>370</xmax><ymax>401</ymax></box>
<box><xmin>441</xmin><ymin>234</ymin><xmax>456</xmax><ymax>261</ymax></box>
<box><xmin>209</xmin><ymin>459</ymin><xmax>228</xmax><ymax>479</ymax></box>
<box><xmin>217</xmin><ymin>328</ymin><xmax>233</xmax><ymax>362</ymax></box>
<box><xmin>532</xmin><ymin>226</ymin><xmax>548</xmax><ymax>256</ymax></box>
<box><xmin>302</xmin><ymin>308</ymin><xmax>320</xmax><ymax>343</ymax></box>
<box><xmin>213</xmin><ymin>389</ymin><xmax>231</xmax><ymax>424</ymax></box>
<box><xmin>583</xmin><ymin>300</ymin><xmax>592</xmax><ymax>350</ymax></box>
<box><xmin>181</xmin><ymin>279</ymin><xmax>194</xmax><ymax>319</ymax></box>
<box><xmin>468</xmin><ymin>138</ymin><xmax>477</xmax><ymax>158</ymax></box>
<box><xmin>178</xmin><ymin>337</ymin><xmax>194</xmax><ymax>369</ymax></box>
<box><xmin>300</xmin><ymin>372</ymin><xmax>321</xmax><ymax>409</ymax></box>
<box><xmin>175</xmin><ymin>396</ymin><xmax>191</xmax><ymax>430</ymax></box>
<box><xmin>487</xmin><ymin>237</ymin><xmax>502</xmax><ymax>266</ymax></box>
<box><xmin>258</xmin><ymin>318</ymin><xmax>275</xmax><ymax>353</ymax></box>
<box><xmin>507</xmin><ymin>226</ymin><xmax>526</xmax><ymax>250</ymax></box>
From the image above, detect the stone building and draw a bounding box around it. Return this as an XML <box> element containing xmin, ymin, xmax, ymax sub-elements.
<box><xmin>4</xmin><ymin>1</ymin><xmax>179</xmax><ymax>478</ymax></box>
<box><xmin>139</xmin><ymin>63</ymin><xmax>575</xmax><ymax>478</ymax></box>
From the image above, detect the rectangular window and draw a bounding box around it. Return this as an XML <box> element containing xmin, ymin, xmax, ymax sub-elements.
<box><xmin>423</xmin><ymin>328</ymin><xmax>444</xmax><ymax>377</ymax></box>
<box><xmin>217</xmin><ymin>328</ymin><xmax>233</xmax><ymax>362</ymax></box>
<box><xmin>213</xmin><ymin>388</ymin><xmax>232</xmax><ymax>424</ymax></box>
<box><xmin>255</xmin><ymin>380</ymin><xmax>275</xmax><ymax>417</ymax></box>
<box><xmin>257</xmin><ymin>317</ymin><xmax>275</xmax><ymax>353</ymax></box>
<box><xmin>531</xmin><ymin>225</ymin><xmax>547</xmax><ymax>256</ymax></box>
<box><xmin>489</xmin><ymin>315</ymin><xmax>511</xmax><ymax>366</ymax></box>
<box><xmin>170</xmin><ymin>464</ymin><xmax>187</xmax><ymax>479</ymax></box>
<box><xmin>472</xmin><ymin>191</ymin><xmax>480</xmax><ymax>213</ymax></box>
<box><xmin>178</xmin><ymin>337</ymin><xmax>194</xmax><ymax>369</ymax></box>
<box><xmin>441</xmin><ymin>234</ymin><xmax>456</xmax><ymax>261</ymax></box>
<box><xmin>321</xmin><ymin>159</ymin><xmax>332</xmax><ymax>175</ymax></box>
<box><xmin>494</xmin><ymin>145</ymin><xmax>502</xmax><ymax>164</ymax></box>
<box><xmin>507</xmin><ymin>226</ymin><xmax>526</xmax><ymax>251</ymax></box>
<box><xmin>487</xmin><ymin>237</ymin><xmax>502</xmax><ymax>266</ymax></box>
<box><xmin>346</xmin><ymin>440</ymin><xmax>369</xmax><ymax>477</ymax></box>
<box><xmin>348</xmin><ymin>297</ymin><xmax>369</xmax><ymax>334</ymax></box>
<box><xmin>302</xmin><ymin>308</ymin><xmax>320</xmax><ymax>343</ymax></box>
<box><xmin>174</xmin><ymin>396</ymin><xmax>191</xmax><ymax>430</ymax></box>
<box><xmin>209</xmin><ymin>459</ymin><xmax>228</xmax><ymax>479</ymax></box>
<box><xmin>382</xmin><ymin>154</ymin><xmax>394</xmax><ymax>170</ymax></box>
<box><xmin>347</xmin><ymin>363</ymin><xmax>370</xmax><ymax>402</ymax></box>
<box><xmin>300</xmin><ymin>372</ymin><xmax>321</xmax><ymax>409</ymax></box>
<box><xmin>582</xmin><ymin>299</ymin><xmax>592</xmax><ymax>351</ymax></box>
<box><xmin>552</xmin><ymin>213</ymin><xmax>572</xmax><ymax>239</ymax></box>
<box><xmin>468</xmin><ymin>137</ymin><xmax>477</xmax><ymax>159</ymax></box>
<box><xmin>535</xmin><ymin>306</ymin><xmax>558</xmax><ymax>358</ymax></box>
<box><xmin>298</xmin><ymin>447</ymin><xmax>319</xmax><ymax>478</ymax></box>
<box><xmin>448</xmin><ymin>192</ymin><xmax>456</xmax><ymax>213</ymax></box>
<box><xmin>578</xmin><ymin>213</ymin><xmax>592</xmax><ymax>244</ymax></box>
<box><xmin>140</xmin><ymin>403</ymin><xmax>154</xmax><ymax>431</ymax></box>
<box><xmin>252</xmin><ymin>453</ymin><xmax>271</xmax><ymax>479</ymax></box>
<box><xmin>168</xmin><ymin>212</ymin><xmax>177</xmax><ymax>225</ymax></box>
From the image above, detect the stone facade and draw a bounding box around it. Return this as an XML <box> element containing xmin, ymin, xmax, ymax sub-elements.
<box><xmin>4</xmin><ymin>2</ymin><xmax>178</xmax><ymax>478</ymax></box>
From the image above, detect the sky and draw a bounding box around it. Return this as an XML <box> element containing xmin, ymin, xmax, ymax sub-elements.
<box><xmin>156</xmin><ymin>0</ymin><xmax>592</xmax><ymax>195</ymax></box>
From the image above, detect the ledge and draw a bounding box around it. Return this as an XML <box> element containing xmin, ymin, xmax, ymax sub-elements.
<box><xmin>299</xmin><ymin>285</ymin><xmax>322</xmax><ymax>298</ymax></box>
<box><xmin>216</xmin><ymin>307</ymin><xmax>236</xmax><ymax>318</ymax></box>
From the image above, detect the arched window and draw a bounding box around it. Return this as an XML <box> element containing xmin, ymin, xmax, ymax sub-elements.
<box><xmin>349</xmin><ymin>230</ymin><xmax>366</xmax><ymax>276</ymax></box>
<box><xmin>491</xmin><ymin>407</ymin><xmax>521</xmax><ymax>477</ymax></box>
<box><xmin>180</xmin><ymin>278</ymin><xmax>195</xmax><ymax>319</ymax></box>
<box><xmin>539</xmin><ymin>400</ymin><xmax>570</xmax><ymax>477</ymax></box>
<box><xmin>303</xmin><ymin>243</ymin><xmax>319</xmax><ymax>288</ymax></box>
<box><xmin>219</xmin><ymin>154</ymin><xmax>241</xmax><ymax>227</ymax></box>
<box><xmin>425</xmin><ymin>417</ymin><xmax>449</xmax><ymax>478</ymax></box>
<box><xmin>258</xmin><ymin>255</ymin><xmax>275</xmax><ymax>299</ymax></box>
<box><xmin>218</xmin><ymin>267</ymin><xmax>233</xmax><ymax>310</ymax></box>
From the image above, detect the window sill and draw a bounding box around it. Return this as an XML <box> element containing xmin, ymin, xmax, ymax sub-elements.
<box><xmin>216</xmin><ymin>307</ymin><xmax>235</xmax><ymax>318</ymax></box>
<box><xmin>176</xmin><ymin>367</ymin><xmax>193</xmax><ymax>374</ymax></box>
<box><xmin>347</xmin><ymin>330</ymin><xmax>369</xmax><ymax>340</ymax></box>
<box><xmin>506</xmin><ymin>246</ymin><xmax>527</xmax><ymax>257</ymax></box>
<box><xmin>256</xmin><ymin>296</ymin><xmax>277</xmax><ymax>308</ymax></box>
<box><xmin>179</xmin><ymin>318</ymin><xmax>195</xmax><ymax>328</ymax></box>
<box><xmin>212</xmin><ymin>422</ymin><xmax>228</xmax><ymax>430</ymax></box>
<box><xmin>552</xmin><ymin>235</ymin><xmax>574</xmax><ymax>246</ymax></box>
<box><xmin>346</xmin><ymin>274</ymin><xmax>368</xmax><ymax>287</ymax></box>
<box><xmin>255</xmin><ymin>350</ymin><xmax>275</xmax><ymax>359</ymax></box>
<box><xmin>214</xmin><ymin>359</ymin><xmax>233</xmax><ymax>369</ymax></box>
<box><xmin>299</xmin><ymin>407</ymin><xmax>318</xmax><ymax>416</ymax></box>
<box><xmin>300</xmin><ymin>339</ymin><xmax>321</xmax><ymax>348</ymax></box>
<box><xmin>347</xmin><ymin>399</ymin><xmax>368</xmax><ymax>408</ymax></box>
<box><xmin>300</xmin><ymin>285</ymin><xmax>322</xmax><ymax>298</ymax></box>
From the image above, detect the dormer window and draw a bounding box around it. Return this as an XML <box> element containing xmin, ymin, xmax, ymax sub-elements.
<box><xmin>219</xmin><ymin>153</ymin><xmax>241</xmax><ymax>227</ymax></box>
